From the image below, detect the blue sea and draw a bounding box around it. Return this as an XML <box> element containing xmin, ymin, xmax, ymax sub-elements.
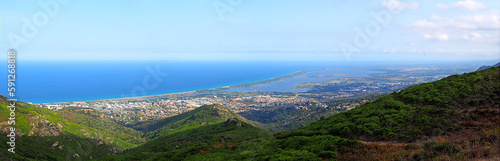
<box><xmin>227</xmin><ymin>68</ymin><xmax>380</xmax><ymax>93</ymax></box>
<box><xmin>0</xmin><ymin>60</ymin><xmax>388</xmax><ymax>103</ymax></box>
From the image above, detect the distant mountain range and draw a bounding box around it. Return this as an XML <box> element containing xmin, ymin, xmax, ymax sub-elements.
<box><xmin>477</xmin><ymin>62</ymin><xmax>500</xmax><ymax>71</ymax></box>
<box><xmin>1</xmin><ymin>67</ymin><xmax>499</xmax><ymax>160</ymax></box>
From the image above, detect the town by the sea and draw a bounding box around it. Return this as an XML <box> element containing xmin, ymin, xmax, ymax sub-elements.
<box><xmin>1</xmin><ymin>60</ymin><xmax>387</xmax><ymax>103</ymax></box>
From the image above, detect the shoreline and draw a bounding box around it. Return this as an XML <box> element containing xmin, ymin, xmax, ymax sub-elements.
<box><xmin>36</xmin><ymin>68</ymin><xmax>325</xmax><ymax>104</ymax></box>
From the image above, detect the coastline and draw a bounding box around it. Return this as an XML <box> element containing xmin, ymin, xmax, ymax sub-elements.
<box><xmin>36</xmin><ymin>68</ymin><xmax>324</xmax><ymax>104</ymax></box>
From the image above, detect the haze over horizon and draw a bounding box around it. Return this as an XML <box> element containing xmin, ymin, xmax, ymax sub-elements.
<box><xmin>1</xmin><ymin>0</ymin><xmax>499</xmax><ymax>61</ymax></box>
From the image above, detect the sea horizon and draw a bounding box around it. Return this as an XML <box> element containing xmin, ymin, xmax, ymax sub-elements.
<box><xmin>2</xmin><ymin>59</ymin><xmax>496</xmax><ymax>104</ymax></box>
<box><xmin>1</xmin><ymin>60</ymin><xmax>357</xmax><ymax>103</ymax></box>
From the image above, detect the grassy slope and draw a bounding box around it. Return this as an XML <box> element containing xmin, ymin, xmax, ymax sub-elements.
<box><xmin>0</xmin><ymin>133</ymin><xmax>116</xmax><ymax>161</ymax></box>
<box><xmin>100</xmin><ymin>121</ymin><xmax>272</xmax><ymax>161</ymax></box>
<box><xmin>132</xmin><ymin>104</ymin><xmax>260</xmax><ymax>139</ymax></box>
<box><xmin>0</xmin><ymin>100</ymin><xmax>145</xmax><ymax>160</ymax></box>
<box><xmin>100</xmin><ymin>104</ymin><xmax>272</xmax><ymax>160</ymax></box>
<box><xmin>57</xmin><ymin>107</ymin><xmax>145</xmax><ymax>147</ymax></box>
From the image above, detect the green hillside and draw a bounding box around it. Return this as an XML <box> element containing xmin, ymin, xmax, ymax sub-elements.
<box><xmin>132</xmin><ymin>104</ymin><xmax>260</xmax><ymax>139</ymax></box>
<box><xmin>100</xmin><ymin>104</ymin><xmax>272</xmax><ymax>160</ymax></box>
<box><xmin>57</xmin><ymin>107</ymin><xmax>146</xmax><ymax>147</ymax></box>
<box><xmin>119</xmin><ymin>66</ymin><xmax>498</xmax><ymax>161</ymax></box>
<box><xmin>239</xmin><ymin>105</ymin><xmax>341</xmax><ymax>131</ymax></box>
<box><xmin>278</xmin><ymin>66</ymin><xmax>499</xmax><ymax>141</ymax></box>
<box><xmin>0</xmin><ymin>98</ymin><xmax>146</xmax><ymax>160</ymax></box>
<box><xmin>270</xmin><ymin>67</ymin><xmax>500</xmax><ymax>160</ymax></box>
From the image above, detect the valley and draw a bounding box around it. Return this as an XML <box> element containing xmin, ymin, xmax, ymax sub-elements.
<box><xmin>0</xmin><ymin>65</ymin><xmax>498</xmax><ymax>160</ymax></box>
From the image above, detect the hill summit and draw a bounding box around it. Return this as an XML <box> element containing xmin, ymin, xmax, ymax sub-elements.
<box><xmin>103</xmin><ymin>104</ymin><xmax>271</xmax><ymax>160</ymax></box>
<box><xmin>131</xmin><ymin>104</ymin><xmax>259</xmax><ymax>139</ymax></box>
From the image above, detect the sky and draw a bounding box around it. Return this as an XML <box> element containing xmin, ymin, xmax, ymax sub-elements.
<box><xmin>0</xmin><ymin>0</ymin><xmax>499</xmax><ymax>61</ymax></box>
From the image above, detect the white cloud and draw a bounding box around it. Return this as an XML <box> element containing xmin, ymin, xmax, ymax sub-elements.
<box><xmin>436</xmin><ymin>33</ymin><xmax>450</xmax><ymax>41</ymax></box>
<box><xmin>423</xmin><ymin>33</ymin><xmax>450</xmax><ymax>41</ymax></box>
<box><xmin>410</xmin><ymin>11</ymin><xmax>500</xmax><ymax>30</ymax></box>
<box><xmin>412</xmin><ymin>10</ymin><xmax>500</xmax><ymax>42</ymax></box>
<box><xmin>453</xmin><ymin>0</ymin><xmax>486</xmax><ymax>11</ymax></box>
<box><xmin>423</xmin><ymin>34</ymin><xmax>432</xmax><ymax>39</ymax></box>
<box><xmin>409</xmin><ymin>9</ymin><xmax>500</xmax><ymax>43</ymax></box>
<box><xmin>437</xmin><ymin>0</ymin><xmax>487</xmax><ymax>11</ymax></box>
<box><xmin>380</xmin><ymin>0</ymin><xmax>419</xmax><ymax>10</ymax></box>
<box><xmin>412</xmin><ymin>16</ymin><xmax>441</xmax><ymax>29</ymax></box>
<box><xmin>458</xmin><ymin>11</ymin><xmax>500</xmax><ymax>29</ymax></box>
<box><xmin>463</xmin><ymin>32</ymin><xmax>482</xmax><ymax>41</ymax></box>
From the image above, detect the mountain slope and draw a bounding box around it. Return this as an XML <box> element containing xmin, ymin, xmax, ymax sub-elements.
<box><xmin>131</xmin><ymin>104</ymin><xmax>259</xmax><ymax>139</ymax></box>
<box><xmin>101</xmin><ymin>104</ymin><xmax>272</xmax><ymax>160</ymax></box>
<box><xmin>272</xmin><ymin>67</ymin><xmax>500</xmax><ymax>160</ymax></box>
<box><xmin>278</xmin><ymin>66</ymin><xmax>499</xmax><ymax>142</ymax></box>
<box><xmin>57</xmin><ymin>107</ymin><xmax>146</xmax><ymax>147</ymax></box>
<box><xmin>0</xmin><ymin>98</ymin><xmax>145</xmax><ymax>160</ymax></box>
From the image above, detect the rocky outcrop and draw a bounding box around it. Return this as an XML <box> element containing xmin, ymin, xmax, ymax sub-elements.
<box><xmin>1</xmin><ymin>125</ymin><xmax>23</xmax><ymax>138</ymax></box>
<box><xmin>0</xmin><ymin>95</ymin><xmax>9</xmax><ymax>102</ymax></box>
<box><xmin>38</xmin><ymin>121</ymin><xmax>61</xmax><ymax>136</ymax></box>
<box><xmin>51</xmin><ymin>141</ymin><xmax>59</xmax><ymax>149</ymax></box>
<box><xmin>226</xmin><ymin>118</ymin><xmax>242</xmax><ymax>127</ymax></box>
<box><xmin>28</xmin><ymin>115</ymin><xmax>61</xmax><ymax>136</ymax></box>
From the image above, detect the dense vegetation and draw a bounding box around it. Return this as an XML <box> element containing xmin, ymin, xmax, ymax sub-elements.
<box><xmin>100</xmin><ymin>105</ymin><xmax>273</xmax><ymax>160</ymax></box>
<box><xmin>398</xmin><ymin>70</ymin><xmax>499</xmax><ymax>109</ymax></box>
<box><xmin>101</xmin><ymin>122</ymin><xmax>272</xmax><ymax>160</ymax></box>
<box><xmin>58</xmin><ymin>107</ymin><xmax>145</xmax><ymax>147</ymax></box>
<box><xmin>185</xmin><ymin>135</ymin><xmax>361</xmax><ymax>161</ymax></box>
<box><xmin>239</xmin><ymin>105</ymin><xmax>344</xmax><ymax>131</ymax></box>
<box><xmin>277</xmin><ymin>94</ymin><xmax>461</xmax><ymax>142</ymax></box>
<box><xmin>0</xmin><ymin>98</ymin><xmax>145</xmax><ymax>160</ymax></box>
<box><xmin>0</xmin><ymin>133</ymin><xmax>116</xmax><ymax>160</ymax></box>
<box><xmin>131</xmin><ymin>104</ymin><xmax>258</xmax><ymax>139</ymax></box>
